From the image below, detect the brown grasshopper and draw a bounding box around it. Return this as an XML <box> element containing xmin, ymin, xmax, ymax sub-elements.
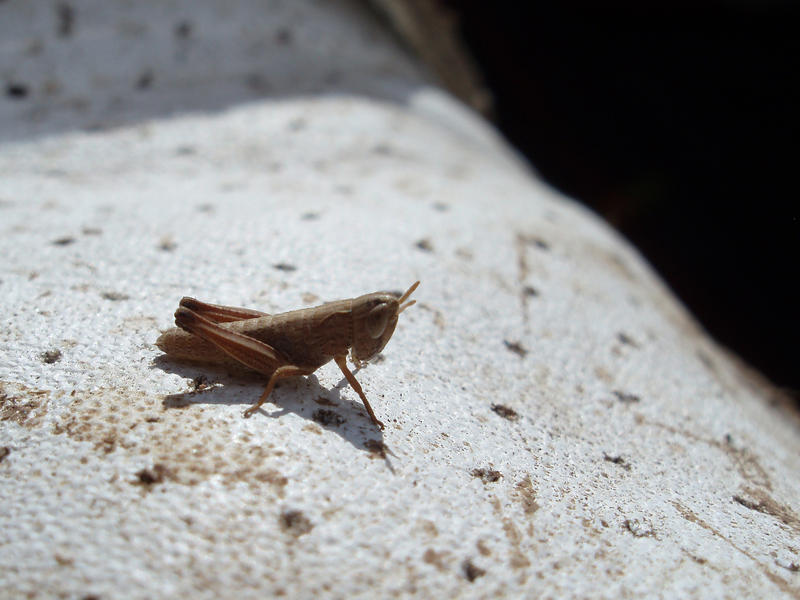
<box><xmin>156</xmin><ymin>281</ymin><xmax>419</xmax><ymax>429</ymax></box>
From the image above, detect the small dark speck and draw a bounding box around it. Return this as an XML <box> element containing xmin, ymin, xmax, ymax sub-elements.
<box><xmin>624</xmin><ymin>519</ymin><xmax>655</xmax><ymax>538</ymax></box>
<box><xmin>81</xmin><ymin>227</ymin><xmax>102</xmax><ymax>235</ymax></box>
<box><xmin>273</xmin><ymin>263</ymin><xmax>297</xmax><ymax>272</ymax></box>
<box><xmin>245</xmin><ymin>73</ymin><xmax>269</xmax><ymax>93</ymax></box>
<box><xmin>364</xmin><ymin>439</ymin><xmax>390</xmax><ymax>459</ymax></box>
<box><xmin>174</xmin><ymin>20</ymin><xmax>192</xmax><ymax>38</ymax></box>
<box><xmin>301</xmin><ymin>212</ymin><xmax>319</xmax><ymax>221</ymax></box>
<box><xmin>56</xmin><ymin>3</ymin><xmax>74</xmax><ymax>37</ymax></box>
<box><xmin>415</xmin><ymin>238</ymin><xmax>434</xmax><ymax>252</ymax></box>
<box><xmin>197</xmin><ymin>203</ymin><xmax>214</xmax><ymax>213</ymax></box>
<box><xmin>697</xmin><ymin>350</ymin><xmax>716</xmax><ymax>371</ymax></box>
<box><xmin>724</xmin><ymin>433</ymin><xmax>734</xmax><ymax>446</ymax></box>
<box><xmin>135</xmin><ymin>70</ymin><xmax>153</xmax><ymax>90</ymax></box>
<box><xmin>491</xmin><ymin>403</ymin><xmax>519</xmax><ymax>421</ymax></box>
<box><xmin>0</xmin><ymin>447</ymin><xmax>10</xmax><ymax>463</ymax></box>
<box><xmin>312</xmin><ymin>409</ymin><xmax>345</xmax><ymax>427</ymax></box>
<box><xmin>372</xmin><ymin>144</ymin><xmax>393</xmax><ymax>155</ymax></box>
<box><xmin>175</xmin><ymin>145</ymin><xmax>196</xmax><ymax>156</ymax></box>
<box><xmin>102</xmin><ymin>291</ymin><xmax>129</xmax><ymax>301</ymax></box>
<box><xmin>432</xmin><ymin>202</ymin><xmax>449</xmax><ymax>212</ymax></box>
<box><xmin>52</xmin><ymin>236</ymin><xmax>76</xmax><ymax>246</ymax></box>
<box><xmin>471</xmin><ymin>468</ymin><xmax>502</xmax><ymax>483</ymax></box>
<box><xmin>532</xmin><ymin>238</ymin><xmax>549</xmax><ymax>250</ymax></box>
<box><xmin>41</xmin><ymin>349</ymin><xmax>62</xmax><ymax>364</ymax></box>
<box><xmin>275</xmin><ymin>27</ymin><xmax>292</xmax><ymax>45</ymax></box>
<box><xmin>523</xmin><ymin>285</ymin><xmax>538</xmax><ymax>297</ymax></box>
<box><xmin>134</xmin><ymin>464</ymin><xmax>173</xmax><ymax>487</ymax></box>
<box><xmin>190</xmin><ymin>375</ymin><xmax>212</xmax><ymax>393</ymax></box>
<box><xmin>279</xmin><ymin>510</ymin><xmax>313</xmax><ymax>537</ymax></box>
<box><xmin>612</xmin><ymin>390</ymin><xmax>641</xmax><ymax>404</ymax></box>
<box><xmin>617</xmin><ymin>332</ymin><xmax>639</xmax><ymax>347</ymax></box>
<box><xmin>6</xmin><ymin>82</ymin><xmax>29</xmax><ymax>99</ymax></box>
<box><xmin>463</xmin><ymin>559</ymin><xmax>486</xmax><ymax>582</ymax></box>
<box><xmin>158</xmin><ymin>237</ymin><xmax>177</xmax><ymax>252</ymax></box>
<box><xmin>603</xmin><ymin>453</ymin><xmax>631</xmax><ymax>471</ymax></box>
<box><xmin>503</xmin><ymin>340</ymin><xmax>527</xmax><ymax>357</ymax></box>
<box><xmin>313</xmin><ymin>396</ymin><xmax>337</xmax><ymax>406</ymax></box>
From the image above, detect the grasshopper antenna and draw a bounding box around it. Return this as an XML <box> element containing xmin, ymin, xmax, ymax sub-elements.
<box><xmin>398</xmin><ymin>281</ymin><xmax>419</xmax><ymax>313</ymax></box>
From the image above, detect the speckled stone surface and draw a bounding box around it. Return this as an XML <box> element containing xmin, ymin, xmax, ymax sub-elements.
<box><xmin>1</xmin><ymin>2</ymin><xmax>799</xmax><ymax>598</ymax></box>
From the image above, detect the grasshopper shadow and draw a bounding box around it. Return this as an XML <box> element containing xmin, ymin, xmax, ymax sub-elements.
<box><xmin>152</xmin><ymin>355</ymin><xmax>392</xmax><ymax>456</ymax></box>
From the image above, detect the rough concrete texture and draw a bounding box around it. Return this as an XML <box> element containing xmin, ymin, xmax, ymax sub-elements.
<box><xmin>1</xmin><ymin>1</ymin><xmax>799</xmax><ymax>598</ymax></box>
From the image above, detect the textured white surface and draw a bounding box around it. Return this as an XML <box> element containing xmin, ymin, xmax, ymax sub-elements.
<box><xmin>1</xmin><ymin>1</ymin><xmax>799</xmax><ymax>599</ymax></box>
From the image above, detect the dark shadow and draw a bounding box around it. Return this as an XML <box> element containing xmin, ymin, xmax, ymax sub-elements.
<box><xmin>152</xmin><ymin>355</ymin><xmax>395</xmax><ymax>467</ymax></box>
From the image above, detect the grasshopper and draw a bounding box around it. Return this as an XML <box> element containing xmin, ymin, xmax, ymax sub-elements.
<box><xmin>156</xmin><ymin>281</ymin><xmax>419</xmax><ymax>429</ymax></box>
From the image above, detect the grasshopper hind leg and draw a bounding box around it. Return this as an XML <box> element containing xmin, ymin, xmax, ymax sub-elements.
<box><xmin>174</xmin><ymin>306</ymin><xmax>311</xmax><ymax>417</ymax></box>
<box><xmin>179</xmin><ymin>297</ymin><xmax>269</xmax><ymax>323</ymax></box>
<box><xmin>243</xmin><ymin>365</ymin><xmax>311</xmax><ymax>418</ymax></box>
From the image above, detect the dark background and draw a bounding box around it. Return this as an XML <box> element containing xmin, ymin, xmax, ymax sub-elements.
<box><xmin>446</xmin><ymin>2</ymin><xmax>798</xmax><ymax>393</ymax></box>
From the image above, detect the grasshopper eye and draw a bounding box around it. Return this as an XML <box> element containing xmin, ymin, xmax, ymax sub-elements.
<box><xmin>366</xmin><ymin>303</ymin><xmax>392</xmax><ymax>339</ymax></box>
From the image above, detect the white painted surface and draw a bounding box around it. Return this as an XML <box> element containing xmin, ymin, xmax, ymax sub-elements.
<box><xmin>1</xmin><ymin>1</ymin><xmax>798</xmax><ymax>598</ymax></box>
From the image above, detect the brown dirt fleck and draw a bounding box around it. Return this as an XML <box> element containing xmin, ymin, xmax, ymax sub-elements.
<box><xmin>272</xmin><ymin>263</ymin><xmax>297</xmax><ymax>272</ymax></box>
<box><xmin>101</xmin><ymin>291</ymin><xmax>129</xmax><ymax>301</ymax></box>
<box><xmin>40</xmin><ymin>349</ymin><xmax>62</xmax><ymax>364</ymax></box>
<box><xmin>673</xmin><ymin>501</ymin><xmax>794</xmax><ymax>595</ymax></box>
<box><xmin>623</xmin><ymin>518</ymin><xmax>656</xmax><ymax>538</ymax></box>
<box><xmin>54</xmin><ymin>553</ymin><xmax>74</xmax><ymax>566</ymax></box>
<box><xmin>603</xmin><ymin>453</ymin><xmax>632</xmax><ymax>471</ymax></box>
<box><xmin>134</xmin><ymin>463</ymin><xmax>175</xmax><ymax>488</ymax></box>
<box><xmin>733</xmin><ymin>487</ymin><xmax>800</xmax><ymax>534</ymax></box>
<box><xmin>313</xmin><ymin>396</ymin><xmax>337</xmax><ymax>406</ymax></box>
<box><xmin>279</xmin><ymin>510</ymin><xmax>313</xmax><ymax>537</ymax></box>
<box><xmin>617</xmin><ymin>332</ymin><xmax>639</xmax><ymax>347</ymax></box>
<box><xmin>503</xmin><ymin>340</ymin><xmax>527</xmax><ymax>357</ymax></box>
<box><xmin>514</xmin><ymin>477</ymin><xmax>539</xmax><ymax>516</ymax></box>
<box><xmin>462</xmin><ymin>559</ymin><xmax>486</xmax><ymax>582</ymax></box>
<box><xmin>1</xmin><ymin>382</ymin><xmax>50</xmax><ymax>427</ymax></box>
<box><xmin>417</xmin><ymin>519</ymin><xmax>438</xmax><ymax>538</ymax></box>
<box><xmin>613</xmin><ymin>390</ymin><xmax>641</xmax><ymax>404</ymax></box>
<box><xmin>415</xmin><ymin>238</ymin><xmax>434</xmax><ymax>253</ymax></box>
<box><xmin>189</xmin><ymin>375</ymin><xmax>213</xmax><ymax>394</ymax></box>
<box><xmin>476</xmin><ymin>539</ymin><xmax>491</xmax><ymax>556</ymax></box>
<box><xmin>422</xmin><ymin>548</ymin><xmax>448</xmax><ymax>572</ymax></box>
<box><xmin>471</xmin><ymin>468</ymin><xmax>502</xmax><ymax>484</ymax></box>
<box><xmin>254</xmin><ymin>469</ymin><xmax>288</xmax><ymax>488</ymax></box>
<box><xmin>158</xmin><ymin>237</ymin><xmax>177</xmax><ymax>252</ymax></box>
<box><xmin>52</xmin><ymin>236</ymin><xmax>76</xmax><ymax>246</ymax></box>
<box><xmin>364</xmin><ymin>439</ymin><xmax>388</xmax><ymax>459</ymax></box>
<box><xmin>312</xmin><ymin>408</ymin><xmax>345</xmax><ymax>427</ymax></box>
<box><xmin>491</xmin><ymin>403</ymin><xmax>519</xmax><ymax>421</ymax></box>
<box><xmin>0</xmin><ymin>446</ymin><xmax>10</xmax><ymax>462</ymax></box>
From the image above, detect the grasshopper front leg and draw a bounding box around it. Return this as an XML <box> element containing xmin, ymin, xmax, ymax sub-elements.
<box><xmin>334</xmin><ymin>355</ymin><xmax>385</xmax><ymax>430</ymax></box>
<box><xmin>174</xmin><ymin>307</ymin><xmax>311</xmax><ymax>417</ymax></box>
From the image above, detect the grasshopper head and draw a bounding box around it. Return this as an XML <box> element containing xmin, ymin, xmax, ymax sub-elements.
<box><xmin>351</xmin><ymin>281</ymin><xmax>419</xmax><ymax>362</ymax></box>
